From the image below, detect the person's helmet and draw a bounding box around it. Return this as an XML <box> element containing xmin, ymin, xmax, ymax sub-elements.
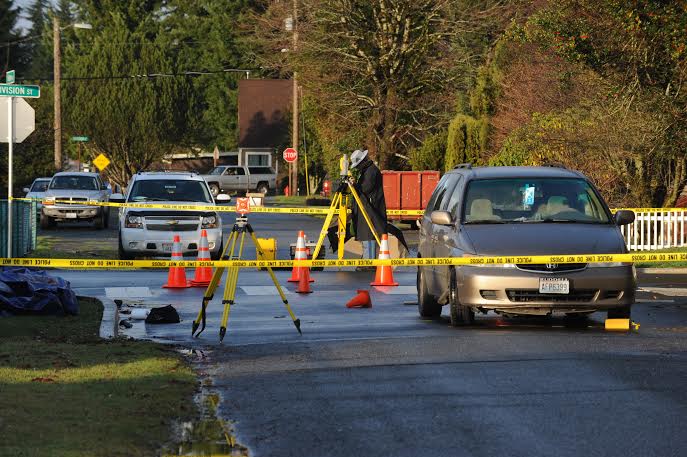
<box><xmin>350</xmin><ymin>149</ymin><xmax>369</xmax><ymax>168</ymax></box>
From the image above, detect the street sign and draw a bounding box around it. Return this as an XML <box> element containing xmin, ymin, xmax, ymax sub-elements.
<box><xmin>6</xmin><ymin>70</ymin><xmax>15</xmax><ymax>84</ymax></box>
<box><xmin>0</xmin><ymin>98</ymin><xmax>35</xmax><ymax>143</ymax></box>
<box><xmin>92</xmin><ymin>153</ymin><xmax>110</xmax><ymax>171</ymax></box>
<box><xmin>71</xmin><ymin>136</ymin><xmax>89</xmax><ymax>142</ymax></box>
<box><xmin>283</xmin><ymin>147</ymin><xmax>298</xmax><ymax>163</ymax></box>
<box><xmin>0</xmin><ymin>84</ymin><xmax>40</xmax><ymax>98</ymax></box>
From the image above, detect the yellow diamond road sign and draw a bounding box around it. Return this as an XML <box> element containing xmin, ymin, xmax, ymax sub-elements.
<box><xmin>93</xmin><ymin>153</ymin><xmax>110</xmax><ymax>171</ymax></box>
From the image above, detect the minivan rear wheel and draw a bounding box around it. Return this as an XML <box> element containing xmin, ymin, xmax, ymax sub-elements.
<box><xmin>417</xmin><ymin>267</ymin><xmax>441</xmax><ymax>318</ymax></box>
<box><xmin>449</xmin><ymin>268</ymin><xmax>474</xmax><ymax>327</ymax></box>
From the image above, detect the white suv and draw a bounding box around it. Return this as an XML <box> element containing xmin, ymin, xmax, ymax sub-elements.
<box><xmin>113</xmin><ymin>172</ymin><xmax>229</xmax><ymax>260</ymax></box>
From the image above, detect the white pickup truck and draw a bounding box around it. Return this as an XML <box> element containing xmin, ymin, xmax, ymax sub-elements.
<box><xmin>200</xmin><ymin>165</ymin><xmax>277</xmax><ymax>196</ymax></box>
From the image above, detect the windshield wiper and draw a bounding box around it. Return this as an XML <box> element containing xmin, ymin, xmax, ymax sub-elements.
<box><xmin>464</xmin><ymin>220</ymin><xmax>507</xmax><ymax>224</ymax></box>
<box><xmin>172</xmin><ymin>198</ymin><xmax>210</xmax><ymax>203</ymax></box>
<box><xmin>132</xmin><ymin>197</ymin><xmax>167</xmax><ymax>202</ymax></box>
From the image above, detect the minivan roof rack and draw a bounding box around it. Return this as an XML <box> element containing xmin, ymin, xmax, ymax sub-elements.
<box><xmin>454</xmin><ymin>163</ymin><xmax>472</xmax><ymax>170</ymax></box>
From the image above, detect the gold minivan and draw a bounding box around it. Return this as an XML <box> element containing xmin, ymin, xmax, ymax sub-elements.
<box><xmin>417</xmin><ymin>165</ymin><xmax>636</xmax><ymax>326</ymax></box>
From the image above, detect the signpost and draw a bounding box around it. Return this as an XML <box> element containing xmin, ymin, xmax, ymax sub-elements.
<box><xmin>1</xmin><ymin>76</ymin><xmax>39</xmax><ymax>257</ymax></box>
<box><xmin>283</xmin><ymin>148</ymin><xmax>298</xmax><ymax>195</ymax></box>
<box><xmin>71</xmin><ymin>136</ymin><xmax>90</xmax><ymax>170</ymax></box>
<box><xmin>283</xmin><ymin>147</ymin><xmax>298</xmax><ymax>163</ymax></box>
<box><xmin>5</xmin><ymin>71</ymin><xmax>15</xmax><ymax>84</ymax></box>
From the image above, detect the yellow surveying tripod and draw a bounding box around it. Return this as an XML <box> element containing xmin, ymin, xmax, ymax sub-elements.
<box><xmin>191</xmin><ymin>213</ymin><xmax>302</xmax><ymax>342</ymax></box>
<box><xmin>310</xmin><ymin>154</ymin><xmax>381</xmax><ymax>262</ymax></box>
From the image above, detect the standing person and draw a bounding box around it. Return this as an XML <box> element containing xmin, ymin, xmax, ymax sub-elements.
<box><xmin>350</xmin><ymin>149</ymin><xmax>387</xmax><ymax>263</ymax></box>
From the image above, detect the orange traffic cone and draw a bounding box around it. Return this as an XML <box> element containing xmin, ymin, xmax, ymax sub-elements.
<box><xmin>163</xmin><ymin>234</ymin><xmax>191</xmax><ymax>288</ymax></box>
<box><xmin>191</xmin><ymin>229</ymin><xmax>213</xmax><ymax>287</ymax></box>
<box><xmin>346</xmin><ymin>289</ymin><xmax>372</xmax><ymax>308</ymax></box>
<box><xmin>296</xmin><ymin>263</ymin><xmax>313</xmax><ymax>294</ymax></box>
<box><xmin>370</xmin><ymin>234</ymin><xmax>398</xmax><ymax>286</ymax></box>
<box><xmin>288</xmin><ymin>231</ymin><xmax>313</xmax><ymax>283</ymax></box>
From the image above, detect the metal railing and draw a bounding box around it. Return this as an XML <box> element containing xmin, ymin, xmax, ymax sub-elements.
<box><xmin>0</xmin><ymin>200</ymin><xmax>38</xmax><ymax>257</ymax></box>
<box><xmin>620</xmin><ymin>210</ymin><xmax>687</xmax><ymax>251</ymax></box>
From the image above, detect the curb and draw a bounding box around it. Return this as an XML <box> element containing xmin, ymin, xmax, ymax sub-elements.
<box><xmin>637</xmin><ymin>268</ymin><xmax>687</xmax><ymax>274</ymax></box>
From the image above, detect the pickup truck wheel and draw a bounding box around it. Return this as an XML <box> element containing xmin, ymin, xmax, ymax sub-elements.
<box><xmin>39</xmin><ymin>213</ymin><xmax>55</xmax><ymax>230</ymax></box>
<box><xmin>209</xmin><ymin>184</ymin><xmax>220</xmax><ymax>197</ymax></box>
<box><xmin>417</xmin><ymin>267</ymin><xmax>441</xmax><ymax>318</ymax></box>
<box><xmin>449</xmin><ymin>268</ymin><xmax>474</xmax><ymax>327</ymax></box>
<box><xmin>257</xmin><ymin>182</ymin><xmax>269</xmax><ymax>195</ymax></box>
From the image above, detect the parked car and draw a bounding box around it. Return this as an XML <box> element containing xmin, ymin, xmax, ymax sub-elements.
<box><xmin>23</xmin><ymin>177</ymin><xmax>52</xmax><ymax>210</ymax></box>
<box><xmin>417</xmin><ymin>164</ymin><xmax>636</xmax><ymax>326</ymax></box>
<box><xmin>41</xmin><ymin>172</ymin><xmax>111</xmax><ymax>230</ymax></box>
<box><xmin>112</xmin><ymin>171</ymin><xmax>230</xmax><ymax>260</ymax></box>
<box><xmin>201</xmin><ymin>165</ymin><xmax>276</xmax><ymax>196</ymax></box>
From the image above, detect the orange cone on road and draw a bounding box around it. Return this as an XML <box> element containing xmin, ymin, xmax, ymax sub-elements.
<box><xmin>163</xmin><ymin>234</ymin><xmax>191</xmax><ymax>288</ymax></box>
<box><xmin>370</xmin><ymin>234</ymin><xmax>398</xmax><ymax>287</ymax></box>
<box><xmin>296</xmin><ymin>263</ymin><xmax>313</xmax><ymax>294</ymax></box>
<box><xmin>191</xmin><ymin>229</ymin><xmax>213</xmax><ymax>287</ymax></box>
<box><xmin>346</xmin><ymin>289</ymin><xmax>372</xmax><ymax>308</ymax></box>
<box><xmin>288</xmin><ymin>231</ymin><xmax>313</xmax><ymax>283</ymax></box>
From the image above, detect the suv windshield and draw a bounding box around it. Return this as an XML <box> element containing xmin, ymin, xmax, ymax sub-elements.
<box><xmin>49</xmin><ymin>176</ymin><xmax>98</xmax><ymax>190</ymax></box>
<box><xmin>463</xmin><ymin>178</ymin><xmax>611</xmax><ymax>224</ymax></box>
<box><xmin>128</xmin><ymin>179</ymin><xmax>212</xmax><ymax>203</ymax></box>
<box><xmin>31</xmin><ymin>180</ymin><xmax>50</xmax><ymax>192</ymax></box>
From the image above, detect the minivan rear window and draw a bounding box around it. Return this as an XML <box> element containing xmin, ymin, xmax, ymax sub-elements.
<box><xmin>462</xmin><ymin>178</ymin><xmax>611</xmax><ymax>224</ymax></box>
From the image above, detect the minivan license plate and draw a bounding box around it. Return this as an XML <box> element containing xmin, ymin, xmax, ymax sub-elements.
<box><xmin>539</xmin><ymin>278</ymin><xmax>569</xmax><ymax>294</ymax></box>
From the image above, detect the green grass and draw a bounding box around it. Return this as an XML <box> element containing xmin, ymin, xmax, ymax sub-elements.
<box><xmin>633</xmin><ymin>246</ymin><xmax>687</xmax><ymax>268</ymax></box>
<box><xmin>27</xmin><ymin>235</ymin><xmax>118</xmax><ymax>259</ymax></box>
<box><xmin>268</xmin><ymin>195</ymin><xmax>329</xmax><ymax>206</ymax></box>
<box><xmin>0</xmin><ymin>298</ymin><xmax>197</xmax><ymax>457</ymax></box>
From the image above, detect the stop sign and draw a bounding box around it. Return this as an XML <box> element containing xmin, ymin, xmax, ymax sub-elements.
<box><xmin>283</xmin><ymin>147</ymin><xmax>298</xmax><ymax>163</ymax></box>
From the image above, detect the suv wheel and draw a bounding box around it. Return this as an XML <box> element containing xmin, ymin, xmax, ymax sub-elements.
<box><xmin>94</xmin><ymin>211</ymin><xmax>106</xmax><ymax>230</ymax></box>
<box><xmin>607</xmin><ymin>306</ymin><xmax>631</xmax><ymax>319</ymax></box>
<box><xmin>39</xmin><ymin>213</ymin><xmax>55</xmax><ymax>230</ymax></box>
<box><xmin>449</xmin><ymin>268</ymin><xmax>474</xmax><ymax>327</ymax></box>
<box><xmin>118</xmin><ymin>235</ymin><xmax>134</xmax><ymax>260</ymax></box>
<box><xmin>209</xmin><ymin>183</ymin><xmax>220</xmax><ymax>197</ymax></box>
<box><xmin>417</xmin><ymin>267</ymin><xmax>441</xmax><ymax>318</ymax></box>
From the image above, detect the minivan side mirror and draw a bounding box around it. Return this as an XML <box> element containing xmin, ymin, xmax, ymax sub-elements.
<box><xmin>614</xmin><ymin>210</ymin><xmax>635</xmax><ymax>226</ymax></box>
<box><xmin>23</xmin><ymin>187</ymin><xmax>30</xmax><ymax>193</ymax></box>
<box><xmin>430</xmin><ymin>210</ymin><xmax>453</xmax><ymax>226</ymax></box>
<box><xmin>110</xmin><ymin>193</ymin><xmax>126</xmax><ymax>203</ymax></box>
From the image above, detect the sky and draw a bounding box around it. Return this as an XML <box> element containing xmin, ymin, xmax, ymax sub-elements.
<box><xmin>14</xmin><ymin>0</ymin><xmax>55</xmax><ymax>32</ymax></box>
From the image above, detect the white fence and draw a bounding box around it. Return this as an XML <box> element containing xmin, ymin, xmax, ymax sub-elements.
<box><xmin>619</xmin><ymin>210</ymin><xmax>687</xmax><ymax>251</ymax></box>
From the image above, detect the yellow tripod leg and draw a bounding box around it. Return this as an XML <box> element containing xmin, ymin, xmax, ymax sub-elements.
<box><xmin>249</xmin><ymin>231</ymin><xmax>302</xmax><ymax>335</ymax></box>
<box><xmin>338</xmin><ymin>195</ymin><xmax>348</xmax><ymax>260</ymax></box>
<box><xmin>311</xmin><ymin>192</ymin><xmax>341</xmax><ymax>262</ymax></box>
<box><xmin>348</xmin><ymin>182</ymin><xmax>381</xmax><ymax>246</ymax></box>
<box><xmin>219</xmin><ymin>230</ymin><xmax>246</xmax><ymax>342</ymax></box>
<box><xmin>192</xmin><ymin>229</ymin><xmax>237</xmax><ymax>337</ymax></box>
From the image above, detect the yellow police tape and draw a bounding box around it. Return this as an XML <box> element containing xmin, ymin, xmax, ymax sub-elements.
<box><xmin>13</xmin><ymin>196</ymin><xmax>687</xmax><ymax>217</ymax></box>
<box><xmin>2</xmin><ymin>251</ymin><xmax>686</xmax><ymax>270</ymax></box>
<box><xmin>12</xmin><ymin>197</ymin><xmax>423</xmax><ymax>217</ymax></box>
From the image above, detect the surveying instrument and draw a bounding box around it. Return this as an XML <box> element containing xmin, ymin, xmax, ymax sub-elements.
<box><xmin>309</xmin><ymin>153</ymin><xmax>381</xmax><ymax>262</ymax></box>
<box><xmin>191</xmin><ymin>201</ymin><xmax>302</xmax><ymax>342</ymax></box>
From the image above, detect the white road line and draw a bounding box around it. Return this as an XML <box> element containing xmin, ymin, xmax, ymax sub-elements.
<box><xmin>639</xmin><ymin>287</ymin><xmax>687</xmax><ymax>297</ymax></box>
<box><xmin>241</xmin><ymin>286</ymin><xmax>294</xmax><ymax>296</ymax></box>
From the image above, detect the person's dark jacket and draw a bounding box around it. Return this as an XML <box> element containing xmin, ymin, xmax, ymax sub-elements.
<box><xmin>351</xmin><ymin>157</ymin><xmax>387</xmax><ymax>241</ymax></box>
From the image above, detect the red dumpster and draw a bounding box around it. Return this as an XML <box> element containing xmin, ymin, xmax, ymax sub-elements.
<box><xmin>382</xmin><ymin>171</ymin><xmax>440</xmax><ymax>222</ymax></box>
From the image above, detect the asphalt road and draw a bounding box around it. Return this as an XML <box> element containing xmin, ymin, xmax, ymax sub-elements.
<box><xmin>38</xmin><ymin>212</ymin><xmax>687</xmax><ymax>457</ymax></box>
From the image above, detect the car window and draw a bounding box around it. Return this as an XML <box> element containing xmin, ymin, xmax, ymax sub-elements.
<box><xmin>49</xmin><ymin>176</ymin><xmax>98</xmax><ymax>190</ymax></box>
<box><xmin>248</xmin><ymin>167</ymin><xmax>275</xmax><ymax>175</ymax></box>
<box><xmin>426</xmin><ymin>175</ymin><xmax>451</xmax><ymax>213</ymax></box>
<box><xmin>443</xmin><ymin>176</ymin><xmax>464</xmax><ymax>216</ymax></box>
<box><xmin>234</xmin><ymin>168</ymin><xmax>245</xmax><ymax>176</ymax></box>
<box><xmin>128</xmin><ymin>179</ymin><xmax>212</xmax><ymax>203</ymax></box>
<box><xmin>30</xmin><ymin>180</ymin><xmax>50</xmax><ymax>192</ymax></box>
<box><xmin>439</xmin><ymin>176</ymin><xmax>461</xmax><ymax>211</ymax></box>
<box><xmin>462</xmin><ymin>178</ymin><xmax>611</xmax><ymax>224</ymax></box>
<box><xmin>208</xmin><ymin>167</ymin><xmax>226</xmax><ymax>176</ymax></box>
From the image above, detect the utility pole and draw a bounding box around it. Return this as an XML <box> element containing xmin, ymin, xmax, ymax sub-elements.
<box><xmin>53</xmin><ymin>16</ymin><xmax>62</xmax><ymax>171</ymax></box>
<box><xmin>291</xmin><ymin>0</ymin><xmax>298</xmax><ymax>196</ymax></box>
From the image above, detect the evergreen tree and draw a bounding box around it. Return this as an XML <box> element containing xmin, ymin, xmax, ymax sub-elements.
<box><xmin>0</xmin><ymin>0</ymin><xmax>23</xmax><ymax>77</ymax></box>
<box><xmin>25</xmin><ymin>0</ymin><xmax>52</xmax><ymax>78</ymax></box>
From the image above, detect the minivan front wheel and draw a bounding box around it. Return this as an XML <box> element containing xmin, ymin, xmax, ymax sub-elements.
<box><xmin>417</xmin><ymin>267</ymin><xmax>441</xmax><ymax>318</ymax></box>
<box><xmin>449</xmin><ymin>268</ymin><xmax>474</xmax><ymax>327</ymax></box>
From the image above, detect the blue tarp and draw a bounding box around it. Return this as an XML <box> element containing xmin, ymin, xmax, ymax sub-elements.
<box><xmin>0</xmin><ymin>268</ymin><xmax>78</xmax><ymax>316</ymax></box>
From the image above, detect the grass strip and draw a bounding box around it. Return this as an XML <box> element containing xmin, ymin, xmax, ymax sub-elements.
<box><xmin>0</xmin><ymin>297</ymin><xmax>196</xmax><ymax>457</ymax></box>
<box><xmin>634</xmin><ymin>246</ymin><xmax>687</xmax><ymax>268</ymax></box>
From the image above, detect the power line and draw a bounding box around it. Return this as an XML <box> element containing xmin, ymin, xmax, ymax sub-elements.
<box><xmin>17</xmin><ymin>68</ymin><xmax>255</xmax><ymax>82</ymax></box>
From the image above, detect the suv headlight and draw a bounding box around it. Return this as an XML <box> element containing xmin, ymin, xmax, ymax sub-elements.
<box><xmin>201</xmin><ymin>215</ymin><xmax>219</xmax><ymax>229</ymax></box>
<box><xmin>125</xmin><ymin>215</ymin><xmax>144</xmax><ymax>229</ymax></box>
<box><xmin>42</xmin><ymin>197</ymin><xmax>55</xmax><ymax>206</ymax></box>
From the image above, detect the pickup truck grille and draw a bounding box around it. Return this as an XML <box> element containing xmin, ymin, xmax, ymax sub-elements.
<box><xmin>54</xmin><ymin>196</ymin><xmax>89</xmax><ymax>202</ymax></box>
